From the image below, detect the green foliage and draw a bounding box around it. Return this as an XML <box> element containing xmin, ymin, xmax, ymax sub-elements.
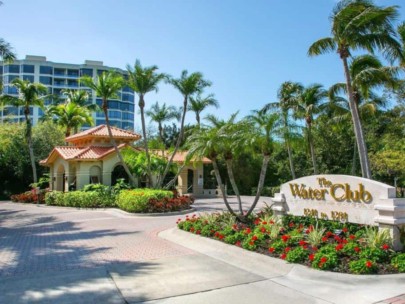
<box><xmin>311</xmin><ymin>250</ymin><xmax>339</xmax><ymax>270</ymax></box>
<box><xmin>391</xmin><ymin>254</ymin><xmax>405</xmax><ymax>272</ymax></box>
<box><xmin>362</xmin><ymin>227</ymin><xmax>392</xmax><ymax>250</ymax></box>
<box><xmin>45</xmin><ymin>190</ymin><xmax>116</xmax><ymax>208</ymax></box>
<box><xmin>349</xmin><ymin>258</ymin><xmax>378</xmax><ymax>274</ymax></box>
<box><xmin>116</xmin><ymin>188</ymin><xmax>173</xmax><ymax>213</ymax></box>
<box><xmin>306</xmin><ymin>224</ymin><xmax>326</xmax><ymax>248</ymax></box>
<box><xmin>359</xmin><ymin>248</ymin><xmax>390</xmax><ymax>263</ymax></box>
<box><xmin>286</xmin><ymin>246</ymin><xmax>309</xmax><ymax>263</ymax></box>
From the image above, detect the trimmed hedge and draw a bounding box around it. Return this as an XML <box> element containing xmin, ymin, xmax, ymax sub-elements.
<box><xmin>116</xmin><ymin>189</ymin><xmax>173</xmax><ymax>213</ymax></box>
<box><xmin>45</xmin><ymin>190</ymin><xmax>115</xmax><ymax>208</ymax></box>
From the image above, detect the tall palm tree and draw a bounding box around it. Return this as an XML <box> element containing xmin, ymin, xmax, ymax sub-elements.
<box><xmin>145</xmin><ymin>102</ymin><xmax>179</xmax><ymax>143</ymax></box>
<box><xmin>187</xmin><ymin>94</ymin><xmax>219</xmax><ymax>126</ymax></box>
<box><xmin>0</xmin><ymin>38</ymin><xmax>16</xmax><ymax>63</ymax></box>
<box><xmin>1</xmin><ymin>79</ymin><xmax>47</xmax><ymax>183</ymax></box>
<box><xmin>159</xmin><ymin>70</ymin><xmax>211</xmax><ymax>188</ymax></box>
<box><xmin>263</xmin><ymin>81</ymin><xmax>303</xmax><ymax>179</ymax></box>
<box><xmin>292</xmin><ymin>84</ymin><xmax>327</xmax><ymax>174</ymax></box>
<box><xmin>44</xmin><ymin>102</ymin><xmax>94</xmax><ymax>137</ymax></box>
<box><xmin>245</xmin><ymin>110</ymin><xmax>280</xmax><ymax>216</ymax></box>
<box><xmin>328</xmin><ymin>54</ymin><xmax>400</xmax><ymax>174</ymax></box>
<box><xmin>80</xmin><ymin>71</ymin><xmax>137</xmax><ymax>185</ymax></box>
<box><xmin>308</xmin><ymin>0</ymin><xmax>403</xmax><ymax>179</ymax></box>
<box><xmin>126</xmin><ymin>60</ymin><xmax>166</xmax><ymax>187</ymax></box>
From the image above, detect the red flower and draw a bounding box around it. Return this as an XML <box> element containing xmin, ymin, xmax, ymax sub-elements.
<box><xmin>326</xmin><ymin>231</ymin><xmax>333</xmax><ymax>237</ymax></box>
<box><xmin>219</xmin><ymin>234</ymin><xmax>224</xmax><ymax>240</ymax></box>
<box><xmin>196</xmin><ymin>230</ymin><xmax>201</xmax><ymax>235</ymax></box>
<box><xmin>244</xmin><ymin>228</ymin><xmax>251</xmax><ymax>234</ymax></box>
<box><xmin>312</xmin><ymin>246</ymin><xmax>318</xmax><ymax>252</ymax></box>
<box><xmin>214</xmin><ymin>232</ymin><xmax>219</xmax><ymax>237</ymax></box>
<box><xmin>349</xmin><ymin>234</ymin><xmax>356</xmax><ymax>240</ymax></box>
<box><xmin>354</xmin><ymin>247</ymin><xmax>361</xmax><ymax>253</ymax></box>
<box><xmin>262</xmin><ymin>221</ymin><xmax>267</xmax><ymax>225</ymax></box>
<box><xmin>269</xmin><ymin>247</ymin><xmax>275</xmax><ymax>253</ymax></box>
<box><xmin>322</xmin><ymin>236</ymin><xmax>328</xmax><ymax>242</ymax></box>
<box><xmin>334</xmin><ymin>235</ymin><xmax>342</xmax><ymax>243</ymax></box>
<box><xmin>254</xmin><ymin>218</ymin><xmax>261</xmax><ymax>225</ymax></box>
<box><xmin>365</xmin><ymin>260</ymin><xmax>373</xmax><ymax>268</ymax></box>
<box><xmin>342</xmin><ymin>227</ymin><xmax>348</xmax><ymax>233</ymax></box>
<box><xmin>281</xmin><ymin>235</ymin><xmax>291</xmax><ymax>243</ymax></box>
<box><xmin>252</xmin><ymin>235</ymin><xmax>258</xmax><ymax>241</ymax></box>
<box><xmin>320</xmin><ymin>257</ymin><xmax>328</xmax><ymax>263</ymax></box>
<box><xmin>190</xmin><ymin>227</ymin><xmax>195</xmax><ymax>233</ymax></box>
<box><xmin>260</xmin><ymin>227</ymin><xmax>267</xmax><ymax>233</ymax></box>
<box><xmin>232</xmin><ymin>224</ymin><xmax>238</xmax><ymax>231</ymax></box>
<box><xmin>280</xmin><ymin>253</ymin><xmax>287</xmax><ymax>260</ymax></box>
<box><xmin>249</xmin><ymin>241</ymin><xmax>255</xmax><ymax>246</ymax></box>
<box><xmin>269</xmin><ymin>220</ymin><xmax>275</xmax><ymax>225</ymax></box>
<box><xmin>335</xmin><ymin>244</ymin><xmax>344</xmax><ymax>251</ymax></box>
<box><xmin>235</xmin><ymin>241</ymin><xmax>241</xmax><ymax>247</ymax></box>
<box><xmin>289</xmin><ymin>222</ymin><xmax>295</xmax><ymax>228</ymax></box>
<box><xmin>299</xmin><ymin>240</ymin><xmax>307</xmax><ymax>246</ymax></box>
<box><xmin>309</xmin><ymin>254</ymin><xmax>315</xmax><ymax>261</ymax></box>
<box><xmin>382</xmin><ymin>244</ymin><xmax>390</xmax><ymax>251</ymax></box>
<box><xmin>285</xmin><ymin>247</ymin><xmax>291</xmax><ymax>253</ymax></box>
<box><xmin>305</xmin><ymin>229</ymin><xmax>311</xmax><ymax>234</ymax></box>
<box><xmin>342</xmin><ymin>239</ymin><xmax>348</xmax><ymax>244</ymax></box>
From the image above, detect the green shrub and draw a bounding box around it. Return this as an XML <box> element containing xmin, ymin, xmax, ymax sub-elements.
<box><xmin>359</xmin><ymin>248</ymin><xmax>389</xmax><ymax>263</ymax></box>
<box><xmin>349</xmin><ymin>258</ymin><xmax>378</xmax><ymax>274</ymax></box>
<box><xmin>286</xmin><ymin>246</ymin><xmax>309</xmax><ymax>263</ymax></box>
<box><xmin>116</xmin><ymin>189</ymin><xmax>173</xmax><ymax>213</ymax></box>
<box><xmin>312</xmin><ymin>251</ymin><xmax>339</xmax><ymax>270</ymax></box>
<box><xmin>391</xmin><ymin>254</ymin><xmax>405</xmax><ymax>272</ymax></box>
<box><xmin>45</xmin><ymin>190</ymin><xmax>115</xmax><ymax>208</ymax></box>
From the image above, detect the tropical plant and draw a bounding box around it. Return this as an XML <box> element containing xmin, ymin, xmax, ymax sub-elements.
<box><xmin>0</xmin><ymin>38</ymin><xmax>16</xmax><ymax>63</ymax></box>
<box><xmin>291</xmin><ymin>84</ymin><xmax>327</xmax><ymax>174</ymax></box>
<box><xmin>61</xmin><ymin>89</ymin><xmax>100</xmax><ymax>112</ymax></box>
<box><xmin>157</xmin><ymin>71</ymin><xmax>211</xmax><ymax>189</ymax></box>
<box><xmin>362</xmin><ymin>227</ymin><xmax>392</xmax><ymax>249</ymax></box>
<box><xmin>43</xmin><ymin>101</ymin><xmax>94</xmax><ymax>137</ymax></box>
<box><xmin>146</xmin><ymin>101</ymin><xmax>179</xmax><ymax>143</ymax></box>
<box><xmin>126</xmin><ymin>60</ymin><xmax>167</xmax><ymax>187</ymax></box>
<box><xmin>1</xmin><ymin>79</ymin><xmax>48</xmax><ymax>183</ymax></box>
<box><xmin>308</xmin><ymin>0</ymin><xmax>404</xmax><ymax>179</ymax></box>
<box><xmin>80</xmin><ymin>71</ymin><xmax>136</xmax><ymax>185</ymax></box>
<box><xmin>188</xmin><ymin>93</ymin><xmax>219</xmax><ymax>126</ymax></box>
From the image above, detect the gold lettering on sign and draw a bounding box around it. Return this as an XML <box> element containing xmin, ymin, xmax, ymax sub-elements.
<box><xmin>289</xmin><ymin>177</ymin><xmax>373</xmax><ymax>204</ymax></box>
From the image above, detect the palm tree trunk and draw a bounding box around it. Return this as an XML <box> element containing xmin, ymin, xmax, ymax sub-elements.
<box><xmin>351</xmin><ymin>139</ymin><xmax>357</xmax><ymax>175</ymax></box>
<box><xmin>196</xmin><ymin>112</ymin><xmax>200</xmax><ymax>126</ymax></box>
<box><xmin>342</xmin><ymin>57</ymin><xmax>371</xmax><ymax>179</ymax></box>
<box><xmin>212</xmin><ymin>159</ymin><xmax>237</xmax><ymax>216</ymax></box>
<box><xmin>308</xmin><ymin>123</ymin><xmax>318</xmax><ymax>174</ymax></box>
<box><xmin>24</xmin><ymin>110</ymin><xmax>37</xmax><ymax>183</ymax></box>
<box><xmin>103</xmin><ymin>106</ymin><xmax>137</xmax><ymax>186</ymax></box>
<box><xmin>246</xmin><ymin>154</ymin><xmax>270</xmax><ymax>216</ymax></box>
<box><xmin>139</xmin><ymin>94</ymin><xmax>154</xmax><ymax>187</ymax></box>
<box><xmin>225</xmin><ymin>158</ymin><xmax>243</xmax><ymax>215</ymax></box>
<box><xmin>164</xmin><ymin>163</ymin><xmax>186</xmax><ymax>190</ymax></box>
<box><xmin>159</xmin><ymin>95</ymin><xmax>188</xmax><ymax>188</ymax></box>
<box><xmin>283</xmin><ymin>114</ymin><xmax>296</xmax><ymax>179</ymax></box>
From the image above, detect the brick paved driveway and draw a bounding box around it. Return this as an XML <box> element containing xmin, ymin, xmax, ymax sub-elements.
<box><xmin>0</xmin><ymin>202</ymin><xmax>195</xmax><ymax>278</ymax></box>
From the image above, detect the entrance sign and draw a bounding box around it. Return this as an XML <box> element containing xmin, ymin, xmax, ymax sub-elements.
<box><xmin>272</xmin><ymin>175</ymin><xmax>405</xmax><ymax>250</ymax></box>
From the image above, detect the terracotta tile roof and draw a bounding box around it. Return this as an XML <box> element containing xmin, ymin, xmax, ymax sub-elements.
<box><xmin>65</xmin><ymin>125</ymin><xmax>141</xmax><ymax>142</ymax></box>
<box><xmin>149</xmin><ymin>149</ymin><xmax>212</xmax><ymax>164</ymax></box>
<box><xmin>40</xmin><ymin>144</ymin><xmax>128</xmax><ymax>165</ymax></box>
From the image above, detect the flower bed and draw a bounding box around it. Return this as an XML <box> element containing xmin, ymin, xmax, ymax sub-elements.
<box><xmin>177</xmin><ymin>211</ymin><xmax>405</xmax><ymax>274</ymax></box>
<box><xmin>10</xmin><ymin>189</ymin><xmax>46</xmax><ymax>204</ymax></box>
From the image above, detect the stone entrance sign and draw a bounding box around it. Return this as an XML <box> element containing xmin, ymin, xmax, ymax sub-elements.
<box><xmin>272</xmin><ymin>175</ymin><xmax>405</xmax><ymax>250</ymax></box>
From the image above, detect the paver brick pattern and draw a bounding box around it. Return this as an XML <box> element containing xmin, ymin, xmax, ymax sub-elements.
<box><xmin>0</xmin><ymin>202</ymin><xmax>194</xmax><ymax>277</ymax></box>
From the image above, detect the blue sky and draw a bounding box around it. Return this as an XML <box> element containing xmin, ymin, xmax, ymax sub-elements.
<box><xmin>1</xmin><ymin>0</ymin><xmax>404</xmax><ymax>128</ymax></box>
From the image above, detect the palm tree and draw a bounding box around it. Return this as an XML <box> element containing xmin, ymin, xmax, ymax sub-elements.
<box><xmin>263</xmin><ymin>81</ymin><xmax>303</xmax><ymax>179</ymax></box>
<box><xmin>1</xmin><ymin>79</ymin><xmax>47</xmax><ymax>183</ymax></box>
<box><xmin>44</xmin><ymin>102</ymin><xmax>94</xmax><ymax>137</ymax></box>
<box><xmin>159</xmin><ymin>70</ymin><xmax>211</xmax><ymax>188</ymax></box>
<box><xmin>245</xmin><ymin>110</ymin><xmax>280</xmax><ymax>216</ymax></box>
<box><xmin>186</xmin><ymin>122</ymin><xmax>237</xmax><ymax>217</ymax></box>
<box><xmin>328</xmin><ymin>54</ymin><xmax>400</xmax><ymax>174</ymax></box>
<box><xmin>61</xmin><ymin>89</ymin><xmax>100</xmax><ymax>112</ymax></box>
<box><xmin>292</xmin><ymin>84</ymin><xmax>327</xmax><ymax>174</ymax></box>
<box><xmin>187</xmin><ymin>94</ymin><xmax>219</xmax><ymax>126</ymax></box>
<box><xmin>0</xmin><ymin>38</ymin><xmax>16</xmax><ymax>63</ymax></box>
<box><xmin>126</xmin><ymin>60</ymin><xmax>166</xmax><ymax>187</ymax></box>
<box><xmin>80</xmin><ymin>71</ymin><xmax>137</xmax><ymax>185</ymax></box>
<box><xmin>145</xmin><ymin>102</ymin><xmax>179</xmax><ymax>143</ymax></box>
<box><xmin>308</xmin><ymin>0</ymin><xmax>403</xmax><ymax>179</ymax></box>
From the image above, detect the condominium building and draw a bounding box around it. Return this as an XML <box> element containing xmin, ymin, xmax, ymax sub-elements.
<box><xmin>0</xmin><ymin>55</ymin><xmax>135</xmax><ymax>130</ymax></box>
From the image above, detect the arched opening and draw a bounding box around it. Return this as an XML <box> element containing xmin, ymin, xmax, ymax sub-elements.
<box><xmin>111</xmin><ymin>164</ymin><xmax>128</xmax><ymax>186</ymax></box>
<box><xmin>56</xmin><ymin>164</ymin><xmax>65</xmax><ymax>192</ymax></box>
<box><xmin>89</xmin><ymin>165</ymin><xmax>102</xmax><ymax>184</ymax></box>
<box><xmin>187</xmin><ymin>169</ymin><xmax>194</xmax><ymax>194</ymax></box>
